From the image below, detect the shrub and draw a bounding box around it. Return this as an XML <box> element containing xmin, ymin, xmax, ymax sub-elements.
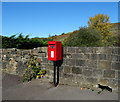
<box><xmin>2</xmin><ymin>33</ymin><xmax>53</xmax><ymax>49</ymax></box>
<box><xmin>64</xmin><ymin>27</ymin><xmax>102</xmax><ymax>47</ymax></box>
<box><xmin>22</xmin><ymin>55</ymin><xmax>46</xmax><ymax>82</ymax></box>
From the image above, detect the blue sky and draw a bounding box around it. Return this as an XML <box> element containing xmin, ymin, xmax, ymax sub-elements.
<box><xmin>2</xmin><ymin>2</ymin><xmax>118</xmax><ymax>38</ymax></box>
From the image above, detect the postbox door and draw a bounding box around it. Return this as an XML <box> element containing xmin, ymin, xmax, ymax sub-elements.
<box><xmin>48</xmin><ymin>45</ymin><xmax>56</xmax><ymax>61</ymax></box>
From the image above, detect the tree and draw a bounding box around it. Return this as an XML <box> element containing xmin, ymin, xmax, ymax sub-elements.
<box><xmin>88</xmin><ymin>14</ymin><xmax>113</xmax><ymax>46</ymax></box>
<box><xmin>15</xmin><ymin>33</ymin><xmax>30</xmax><ymax>49</ymax></box>
<box><xmin>64</xmin><ymin>27</ymin><xmax>102</xmax><ymax>47</ymax></box>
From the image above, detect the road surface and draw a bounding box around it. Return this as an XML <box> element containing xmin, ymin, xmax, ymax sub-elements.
<box><xmin>2</xmin><ymin>73</ymin><xmax>119</xmax><ymax>101</ymax></box>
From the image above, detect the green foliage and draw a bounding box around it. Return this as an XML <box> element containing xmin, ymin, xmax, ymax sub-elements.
<box><xmin>64</xmin><ymin>14</ymin><xmax>118</xmax><ymax>47</ymax></box>
<box><xmin>2</xmin><ymin>33</ymin><xmax>53</xmax><ymax>49</ymax></box>
<box><xmin>2</xmin><ymin>14</ymin><xmax>119</xmax><ymax>47</ymax></box>
<box><xmin>61</xmin><ymin>42</ymin><xmax>65</xmax><ymax>46</ymax></box>
<box><xmin>2</xmin><ymin>35</ymin><xmax>17</xmax><ymax>48</ymax></box>
<box><xmin>106</xmin><ymin>36</ymin><xmax>118</xmax><ymax>46</ymax></box>
<box><xmin>22</xmin><ymin>56</ymin><xmax>46</xmax><ymax>82</ymax></box>
<box><xmin>64</xmin><ymin>27</ymin><xmax>102</xmax><ymax>47</ymax></box>
<box><xmin>88</xmin><ymin>14</ymin><xmax>113</xmax><ymax>45</ymax></box>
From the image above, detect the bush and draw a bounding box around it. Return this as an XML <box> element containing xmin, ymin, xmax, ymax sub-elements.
<box><xmin>64</xmin><ymin>27</ymin><xmax>102</xmax><ymax>47</ymax></box>
<box><xmin>22</xmin><ymin>55</ymin><xmax>46</xmax><ymax>82</ymax></box>
<box><xmin>2</xmin><ymin>33</ymin><xmax>53</xmax><ymax>49</ymax></box>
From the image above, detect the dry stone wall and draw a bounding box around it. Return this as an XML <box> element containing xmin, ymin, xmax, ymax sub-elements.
<box><xmin>1</xmin><ymin>47</ymin><xmax>120</xmax><ymax>90</ymax></box>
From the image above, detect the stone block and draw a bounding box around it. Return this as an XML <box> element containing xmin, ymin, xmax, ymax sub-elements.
<box><xmin>21</xmin><ymin>58</ymin><xmax>28</xmax><ymax>64</ymax></box>
<box><xmin>32</xmin><ymin>49</ymin><xmax>39</xmax><ymax>55</ymax></box>
<box><xmin>41</xmin><ymin>58</ymin><xmax>48</xmax><ymax>64</ymax></box>
<box><xmin>17</xmin><ymin>61</ymin><xmax>27</xmax><ymax>71</ymax></box>
<box><xmin>45</xmin><ymin>64</ymin><xmax>53</xmax><ymax>70</ymax></box>
<box><xmin>6</xmin><ymin>64</ymin><xmax>18</xmax><ymax>75</ymax></box>
<box><xmin>84</xmin><ymin>54</ymin><xmax>91</xmax><ymax>60</ymax></box>
<box><xmin>107</xmin><ymin>54</ymin><xmax>112</xmax><ymax>60</ymax></box>
<box><xmin>6</xmin><ymin>50</ymin><xmax>12</xmax><ymax>54</ymax></box>
<box><xmin>115</xmin><ymin>70</ymin><xmax>119</xmax><ymax>79</ymax></box>
<box><xmin>72</xmin><ymin>53</ymin><xmax>90</xmax><ymax>60</ymax></box>
<box><xmin>98</xmin><ymin>54</ymin><xmax>107</xmax><ymax>60</ymax></box>
<box><xmin>38</xmin><ymin>53</ymin><xmax>46</xmax><ymax>57</ymax></box>
<box><xmin>22</xmin><ymin>50</ymin><xmax>31</xmax><ymax>55</ymax></box>
<box><xmin>108</xmin><ymin>79</ymin><xmax>118</xmax><ymax>89</ymax></box>
<box><xmin>63</xmin><ymin>73</ymin><xmax>74</xmax><ymax>81</ymax></box>
<box><xmin>76</xmin><ymin>60</ymin><xmax>85</xmax><ymax>66</ymax></box>
<box><xmin>82</xmin><ymin>68</ymin><xmax>92</xmax><ymax>77</ymax></box>
<box><xmin>76</xmin><ymin>47</ymin><xmax>93</xmax><ymax>54</ymax></box>
<box><xmin>64</xmin><ymin>54</ymin><xmax>72</xmax><ymax>59</ymax></box>
<box><xmin>92</xmin><ymin>69</ymin><xmax>103</xmax><ymax>77</ymax></box>
<box><xmin>86</xmin><ymin>78</ymin><xmax>98</xmax><ymax>84</ymax></box>
<box><xmin>112</xmin><ymin>47</ymin><xmax>120</xmax><ymax>55</ymax></box>
<box><xmin>2</xmin><ymin>61</ymin><xmax>7</xmax><ymax>69</ymax></box>
<box><xmin>63</xmin><ymin>47</ymin><xmax>67</xmax><ymax>54</ymax></box>
<box><xmin>0</xmin><ymin>62</ymin><xmax>2</xmax><ymax>68</ymax></box>
<box><xmin>2</xmin><ymin>49</ymin><xmax>7</xmax><ymax>55</ymax></box>
<box><xmin>99</xmin><ymin>78</ymin><xmax>109</xmax><ymax>85</ymax></box>
<box><xmin>96</xmin><ymin>47</ymin><xmax>112</xmax><ymax>54</ymax></box>
<box><xmin>3</xmin><ymin>55</ymin><xmax>9</xmax><ymax>61</ymax></box>
<box><xmin>35</xmin><ymin>57</ymin><xmax>42</xmax><ymax>63</ymax></box>
<box><xmin>85</xmin><ymin>47</ymin><xmax>93</xmax><ymax>53</ymax></box>
<box><xmin>71</xmin><ymin>54</ymin><xmax>80</xmax><ymax>59</ymax></box>
<box><xmin>16</xmin><ymin>50</ymin><xmax>22</xmax><ymax>55</ymax></box>
<box><xmin>62</xmin><ymin>58</ymin><xmax>66</xmax><ymax>65</ymax></box>
<box><xmin>118</xmin><ymin>80</ymin><xmax>120</xmax><ymax>90</ymax></box>
<box><xmin>118</xmin><ymin>71</ymin><xmax>120</xmax><ymax>79</ymax></box>
<box><xmin>103</xmin><ymin>70</ymin><xmax>115</xmax><ymax>78</ymax></box>
<box><xmin>111</xmin><ymin>55</ymin><xmax>120</xmax><ymax>62</ymax></box>
<box><xmin>37</xmin><ymin>47</ymin><xmax>46</xmax><ymax>53</ymax></box>
<box><xmin>24</xmin><ymin>55</ymin><xmax>30</xmax><ymax>59</ymax></box>
<box><xmin>66</xmin><ymin>59</ymin><xmax>76</xmax><ymax>66</ymax></box>
<box><xmin>59</xmin><ymin>70</ymin><xmax>64</xmax><ymax>78</ymax></box>
<box><xmin>91</xmin><ymin>47</ymin><xmax>98</xmax><ymax>53</ymax></box>
<box><xmin>75</xmin><ymin>76</ymin><xmax>84</xmax><ymax>84</ymax></box>
<box><xmin>41</xmin><ymin>47</ymin><xmax>47</xmax><ymax>53</ymax></box>
<box><xmin>76</xmin><ymin>47</ymin><xmax>86</xmax><ymax>53</ymax></box>
<box><xmin>91</xmin><ymin>54</ymin><xmax>98</xmax><ymax>60</ymax></box>
<box><xmin>72</xmin><ymin>67</ymin><xmax>82</xmax><ymax>74</ymax></box>
<box><xmin>59</xmin><ymin>66</ymin><xmax>64</xmax><ymax>73</ymax></box>
<box><xmin>112</xmin><ymin>62</ymin><xmax>120</xmax><ymax>70</ymax></box>
<box><xmin>11</xmin><ymin>50</ymin><xmax>17</xmax><ymax>54</ymax></box>
<box><xmin>67</xmin><ymin>47</ymin><xmax>76</xmax><ymax>53</ymax></box>
<box><xmin>86</xmin><ymin>60</ymin><xmax>97</xmax><ymax>68</ymax></box>
<box><xmin>63</xmin><ymin>66</ymin><xmax>71</xmax><ymax>73</ymax></box>
<box><xmin>14</xmin><ymin>56</ymin><xmax>22</xmax><ymax>62</ymax></box>
<box><xmin>98</xmin><ymin>61</ymin><xmax>111</xmax><ymax>69</ymax></box>
<box><xmin>0</xmin><ymin>57</ymin><xmax>1</xmax><ymax>62</ymax></box>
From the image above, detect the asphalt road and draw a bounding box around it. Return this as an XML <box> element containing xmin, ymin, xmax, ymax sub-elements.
<box><xmin>2</xmin><ymin>73</ymin><xmax>119</xmax><ymax>101</ymax></box>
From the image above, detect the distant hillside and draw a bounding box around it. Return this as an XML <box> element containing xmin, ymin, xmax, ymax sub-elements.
<box><xmin>1</xmin><ymin>23</ymin><xmax>119</xmax><ymax>42</ymax></box>
<box><xmin>51</xmin><ymin>23</ymin><xmax>120</xmax><ymax>41</ymax></box>
<box><xmin>52</xmin><ymin>33</ymin><xmax>71</xmax><ymax>41</ymax></box>
<box><xmin>51</xmin><ymin>30</ymin><xmax>79</xmax><ymax>41</ymax></box>
<box><xmin>111</xmin><ymin>23</ymin><xmax>120</xmax><ymax>36</ymax></box>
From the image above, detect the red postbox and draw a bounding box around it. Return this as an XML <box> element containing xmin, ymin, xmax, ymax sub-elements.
<box><xmin>48</xmin><ymin>41</ymin><xmax>62</xmax><ymax>61</ymax></box>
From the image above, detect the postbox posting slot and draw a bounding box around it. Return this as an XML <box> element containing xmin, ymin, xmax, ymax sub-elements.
<box><xmin>49</xmin><ymin>44</ymin><xmax>55</xmax><ymax>48</ymax></box>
